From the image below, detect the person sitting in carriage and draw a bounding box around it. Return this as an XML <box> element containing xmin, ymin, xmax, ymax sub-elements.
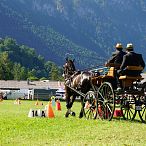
<box><xmin>118</xmin><ymin>43</ymin><xmax>145</xmax><ymax>76</ymax></box>
<box><xmin>116</xmin><ymin>43</ymin><xmax>145</xmax><ymax>91</ymax></box>
<box><xmin>105</xmin><ymin>43</ymin><xmax>126</xmax><ymax>69</ymax></box>
<box><xmin>104</xmin><ymin>43</ymin><xmax>126</xmax><ymax>90</ymax></box>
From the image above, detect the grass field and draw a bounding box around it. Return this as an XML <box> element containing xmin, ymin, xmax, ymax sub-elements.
<box><xmin>0</xmin><ymin>100</ymin><xmax>146</xmax><ymax>146</ymax></box>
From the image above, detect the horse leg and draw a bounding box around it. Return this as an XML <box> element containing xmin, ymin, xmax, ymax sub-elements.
<box><xmin>65</xmin><ymin>94</ymin><xmax>76</xmax><ymax>117</ymax></box>
<box><xmin>79</xmin><ymin>80</ymin><xmax>91</xmax><ymax>118</ymax></box>
<box><xmin>65</xmin><ymin>109</ymin><xmax>71</xmax><ymax>118</ymax></box>
<box><xmin>64</xmin><ymin>86</ymin><xmax>71</xmax><ymax>117</ymax></box>
<box><xmin>65</xmin><ymin>93</ymin><xmax>71</xmax><ymax>117</ymax></box>
<box><xmin>69</xmin><ymin>94</ymin><xmax>76</xmax><ymax>116</ymax></box>
<box><xmin>65</xmin><ymin>104</ymin><xmax>76</xmax><ymax>117</ymax></box>
<box><xmin>79</xmin><ymin>96</ymin><xmax>84</xmax><ymax>118</ymax></box>
<box><xmin>65</xmin><ymin>89</ymin><xmax>75</xmax><ymax>117</ymax></box>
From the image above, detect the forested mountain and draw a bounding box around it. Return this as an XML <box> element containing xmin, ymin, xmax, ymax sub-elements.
<box><xmin>0</xmin><ymin>37</ymin><xmax>63</xmax><ymax>80</ymax></box>
<box><xmin>0</xmin><ymin>0</ymin><xmax>146</xmax><ymax>69</ymax></box>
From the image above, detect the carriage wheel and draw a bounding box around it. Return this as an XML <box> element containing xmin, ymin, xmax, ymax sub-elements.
<box><xmin>82</xmin><ymin>91</ymin><xmax>97</xmax><ymax>119</ymax></box>
<box><xmin>121</xmin><ymin>95</ymin><xmax>136</xmax><ymax>121</ymax></box>
<box><xmin>97</xmin><ymin>82</ymin><xmax>115</xmax><ymax>121</ymax></box>
<box><xmin>138</xmin><ymin>96</ymin><xmax>146</xmax><ymax>123</ymax></box>
<box><xmin>138</xmin><ymin>83</ymin><xmax>146</xmax><ymax>123</ymax></box>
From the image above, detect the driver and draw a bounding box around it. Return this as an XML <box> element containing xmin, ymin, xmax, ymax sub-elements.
<box><xmin>105</xmin><ymin>43</ymin><xmax>126</xmax><ymax>69</ymax></box>
<box><xmin>105</xmin><ymin>43</ymin><xmax>126</xmax><ymax>90</ymax></box>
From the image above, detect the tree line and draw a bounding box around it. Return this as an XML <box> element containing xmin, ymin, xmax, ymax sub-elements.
<box><xmin>0</xmin><ymin>37</ymin><xmax>64</xmax><ymax>81</ymax></box>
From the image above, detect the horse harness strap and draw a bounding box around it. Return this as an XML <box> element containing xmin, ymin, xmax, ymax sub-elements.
<box><xmin>65</xmin><ymin>83</ymin><xmax>86</xmax><ymax>97</ymax></box>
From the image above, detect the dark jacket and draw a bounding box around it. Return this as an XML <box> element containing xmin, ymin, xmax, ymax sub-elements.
<box><xmin>120</xmin><ymin>52</ymin><xmax>145</xmax><ymax>76</ymax></box>
<box><xmin>107</xmin><ymin>50</ymin><xmax>126</xmax><ymax>65</ymax></box>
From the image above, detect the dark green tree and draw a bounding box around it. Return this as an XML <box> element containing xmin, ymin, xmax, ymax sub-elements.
<box><xmin>0</xmin><ymin>37</ymin><xmax>64</xmax><ymax>80</ymax></box>
<box><xmin>50</xmin><ymin>64</ymin><xmax>59</xmax><ymax>80</ymax></box>
<box><xmin>0</xmin><ymin>52</ymin><xmax>13</xmax><ymax>80</ymax></box>
<box><xmin>12</xmin><ymin>63</ymin><xmax>27</xmax><ymax>80</ymax></box>
<box><xmin>12</xmin><ymin>63</ymin><xmax>22</xmax><ymax>80</ymax></box>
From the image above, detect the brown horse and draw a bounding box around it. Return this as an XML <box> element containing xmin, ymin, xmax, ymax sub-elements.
<box><xmin>63</xmin><ymin>58</ymin><xmax>92</xmax><ymax>118</ymax></box>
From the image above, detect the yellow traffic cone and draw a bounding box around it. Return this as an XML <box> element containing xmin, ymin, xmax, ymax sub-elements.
<box><xmin>40</xmin><ymin>102</ymin><xmax>43</xmax><ymax>106</ymax></box>
<box><xmin>35</xmin><ymin>100</ymin><xmax>39</xmax><ymax>106</ymax></box>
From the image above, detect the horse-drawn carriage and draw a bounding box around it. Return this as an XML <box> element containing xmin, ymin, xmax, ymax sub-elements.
<box><xmin>63</xmin><ymin>59</ymin><xmax>146</xmax><ymax>123</ymax></box>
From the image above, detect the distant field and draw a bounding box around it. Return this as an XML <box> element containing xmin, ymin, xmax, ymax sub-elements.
<box><xmin>0</xmin><ymin>100</ymin><xmax>146</xmax><ymax>146</ymax></box>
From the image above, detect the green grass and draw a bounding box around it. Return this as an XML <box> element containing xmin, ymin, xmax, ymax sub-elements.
<box><xmin>0</xmin><ymin>100</ymin><xmax>146</xmax><ymax>146</ymax></box>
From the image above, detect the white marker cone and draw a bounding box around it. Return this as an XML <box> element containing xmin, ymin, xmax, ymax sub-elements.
<box><xmin>28</xmin><ymin>109</ymin><xmax>34</xmax><ymax>118</ymax></box>
<box><xmin>45</xmin><ymin>105</ymin><xmax>48</xmax><ymax>116</ymax></box>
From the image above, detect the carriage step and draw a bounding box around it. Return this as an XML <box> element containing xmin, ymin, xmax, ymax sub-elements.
<box><xmin>115</xmin><ymin>90</ymin><xmax>143</xmax><ymax>95</ymax></box>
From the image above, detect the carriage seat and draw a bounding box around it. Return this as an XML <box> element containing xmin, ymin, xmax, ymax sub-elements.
<box><xmin>119</xmin><ymin>66</ymin><xmax>144</xmax><ymax>88</ymax></box>
<box><xmin>119</xmin><ymin>75</ymin><xmax>143</xmax><ymax>80</ymax></box>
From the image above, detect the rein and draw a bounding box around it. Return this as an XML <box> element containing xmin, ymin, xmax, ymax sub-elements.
<box><xmin>65</xmin><ymin>84</ymin><xmax>86</xmax><ymax>97</ymax></box>
<box><xmin>79</xmin><ymin>64</ymin><xmax>105</xmax><ymax>72</ymax></box>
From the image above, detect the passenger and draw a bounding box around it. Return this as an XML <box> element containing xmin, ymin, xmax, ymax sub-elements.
<box><xmin>105</xmin><ymin>43</ymin><xmax>126</xmax><ymax>69</ymax></box>
<box><xmin>118</xmin><ymin>43</ymin><xmax>145</xmax><ymax>76</ymax></box>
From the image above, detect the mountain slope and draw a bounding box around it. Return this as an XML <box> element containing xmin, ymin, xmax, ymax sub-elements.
<box><xmin>0</xmin><ymin>0</ymin><xmax>146</xmax><ymax>69</ymax></box>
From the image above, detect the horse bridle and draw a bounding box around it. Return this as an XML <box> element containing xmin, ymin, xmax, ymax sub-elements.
<box><xmin>63</xmin><ymin>61</ymin><xmax>75</xmax><ymax>79</ymax></box>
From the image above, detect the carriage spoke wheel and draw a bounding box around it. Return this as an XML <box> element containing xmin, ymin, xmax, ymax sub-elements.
<box><xmin>121</xmin><ymin>95</ymin><xmax>136</xmax><ymax>121</ymax></box>
<box><xmin>138</xmin><ymin>96</ymin><xmax>146</xmax><ymax>123</ymax></box>
<box><xmin>138</xmin><ymin>84</ymin><xmax>146</xmax><ymax>123</ymax></box>
<box><xmin>82</xmin><ymin>91</ymin><xmax>97</xmax><ymax>119</ymax></box>
<box><xmin>97</xmin><ymin>82</ymin><xmax>115</xmax><ymax>121</ymax></box>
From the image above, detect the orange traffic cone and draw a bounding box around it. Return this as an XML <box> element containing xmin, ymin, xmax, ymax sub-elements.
<box><xmin>47</xmin><ymin>102</ymin><xmax>55</xmax><ymax>118</ymax></box>
<box><xmin>35</xmin><ymin>100</ymin><xmax>39</xmax><ymax>106</ymax></box>
<box><xmin>56</xmin><ymin>100</ymin><xmax>61</xmax><ymax>111</ymax></box>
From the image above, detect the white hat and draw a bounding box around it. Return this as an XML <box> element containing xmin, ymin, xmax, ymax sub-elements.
<box><xmin>126</xmin><ymin>43</ymin><xmax>133</xmax><ymax>49</ymax></box>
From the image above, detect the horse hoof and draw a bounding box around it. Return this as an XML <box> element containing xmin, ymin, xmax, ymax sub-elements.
<box><xmin>71</xmin><ymin>112</ymin><xmax>76</xmax><ymax>116</ymax></box>
<box><xmin>65</xmin><ymin>111</ymin><xmax>70</xmax><ymax>118</ymax></box>
<box><xmin>79</xmin><ymin>112</ymin><xmax>83</xmax><ymax>118</ymax></box>
<box><xmin>65</xmin><ymin>113</ymin><xmax>69</xmax><ymax>118</ymax></box>
<box><xmin>65</xmin><ymin>114</ymin><xmax>69</xmax><ymax>118</ymax></box>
